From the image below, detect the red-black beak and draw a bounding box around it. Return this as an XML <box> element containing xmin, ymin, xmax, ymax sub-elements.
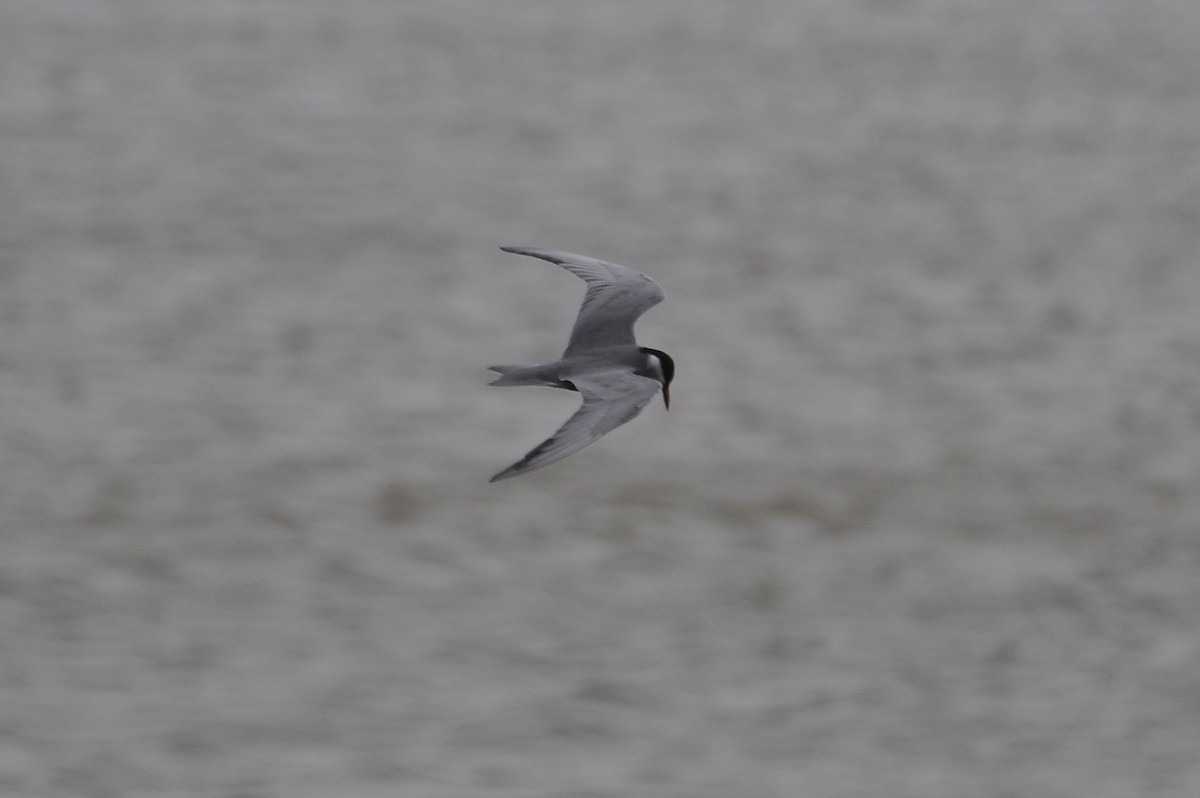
<box><xmin>662</xmin><ymin>384</ymin><xmax>670</xmax><ymax>410</ymax></box>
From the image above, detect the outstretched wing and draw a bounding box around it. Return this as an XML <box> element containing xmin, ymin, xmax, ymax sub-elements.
<box><xmin>490</xmin><ymin>370</ymin><xmax>662</xmax><ymax>482</ymax></box>
<box><xmin>500</xmin><ymin>247</ymin><xmax>665</xmax><ymax>357</ymax></box>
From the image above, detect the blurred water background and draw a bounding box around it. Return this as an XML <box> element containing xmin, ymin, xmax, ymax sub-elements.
<box><xmin>2</xmin><ymin>1</ymin><xmax>1199</xmax><ymax>796</ymax></box>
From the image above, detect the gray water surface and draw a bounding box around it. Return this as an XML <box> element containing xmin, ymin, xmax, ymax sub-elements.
<box><xmin>2</xmin><ymin>2</ymin><xmax>1199</xmax><ymax>796</ymax></box>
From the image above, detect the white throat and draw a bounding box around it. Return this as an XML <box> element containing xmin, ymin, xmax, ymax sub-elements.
<box><xmin>645</xmin><ymin>353</ymin><xmax>664</xmax><ymax>383</ymax></box>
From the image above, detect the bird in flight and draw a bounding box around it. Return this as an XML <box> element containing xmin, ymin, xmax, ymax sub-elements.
<box><xmin>488</xmin><ymin>247</ymin><xmax>674</xmax><ymax>482</ymax></box>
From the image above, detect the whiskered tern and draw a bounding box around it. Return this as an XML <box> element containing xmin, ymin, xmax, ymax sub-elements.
<box><xmin>488</xmin><ymin>247</ymin><xmax>674</xmax><ymax>482</ymax></box>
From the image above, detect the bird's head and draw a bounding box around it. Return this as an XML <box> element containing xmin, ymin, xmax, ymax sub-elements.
<box><xmin>639</xmin><ymin>348</ymin><xmax>675</xmax><ymax>410</ymax></box>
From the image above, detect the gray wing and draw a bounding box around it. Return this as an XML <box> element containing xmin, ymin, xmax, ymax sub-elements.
<box><xmin>500</xmin><ymin>247</ymin><xmax>665</xmax><ymax>357</ymax></box>
<box><xmin>490</xmin><ymin>370</ymin><xmax>663</xmax><ymax>482</ymax></box>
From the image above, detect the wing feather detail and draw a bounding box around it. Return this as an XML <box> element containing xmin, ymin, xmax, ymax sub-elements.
<box><xmin>499</xmin><ymin>247</ymin><xmax>664</xmax><ymax>356</ymax></box>
<box><xmin>489</xmin><ymin>370</ymin><xmax>662</xmax><ymax>481</ymax></box>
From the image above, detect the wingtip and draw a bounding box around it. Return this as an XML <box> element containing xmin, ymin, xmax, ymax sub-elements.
<box><xmin>489</xmin><ymin>467</ymin><xmax>517</xmax><ymax>483</ymax></box>
<box><xmin>499</xmin><ymin>246</ymin><xmax>557</xmax><ymax>263</ymax></box>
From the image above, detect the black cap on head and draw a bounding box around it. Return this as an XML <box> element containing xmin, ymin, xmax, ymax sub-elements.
<box><xmin>639</xmin><ymin>347</ymin><xmax>674</xmax><ymax>409</ymax></box>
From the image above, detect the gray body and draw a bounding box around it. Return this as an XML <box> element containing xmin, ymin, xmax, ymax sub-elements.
<box><xmin>488</xmin><ymin>247</ymin><xmax>672</xmax><ymax>482</ymax></box>
<box><xmin>489</xmin><ymin>346</ymin><xmax>649</xmax><ymax>389</ymax></box>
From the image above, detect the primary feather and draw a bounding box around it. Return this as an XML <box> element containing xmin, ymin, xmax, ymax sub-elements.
<box><xmin>499</xmin><ymin>247</ymin><xmax>664</xmax><ymax>356</ymax></box>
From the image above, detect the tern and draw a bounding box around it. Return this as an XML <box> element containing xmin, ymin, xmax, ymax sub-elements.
<box><xmin>488</xmin><ymin>246</ymin><xmax>674</xmax><ymax>482</ymax></box>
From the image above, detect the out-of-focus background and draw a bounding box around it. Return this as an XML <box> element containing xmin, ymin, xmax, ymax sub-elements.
<box><xmin>2</xmin><ymin>1</ymin><xmax>1199</xmax><ymax>796</ymax></box>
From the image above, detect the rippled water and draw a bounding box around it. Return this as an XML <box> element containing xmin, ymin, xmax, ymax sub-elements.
<box><xmin>2</xmin><ymin>2</ymin><xmax>1199</xmax><ymax>796</ymax></box>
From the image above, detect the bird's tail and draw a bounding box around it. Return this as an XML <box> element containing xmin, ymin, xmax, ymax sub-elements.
<box><xmin>487</xmin><ymin>364</ymin><xmax>547</xmax><ymax>386</ymax></box>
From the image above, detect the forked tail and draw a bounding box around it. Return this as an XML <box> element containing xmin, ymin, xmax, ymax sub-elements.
<box><xmin>487</xmin><ymin>364</ymin><xmax>573</xmax><ymax>388</ymax></box>
<box><xmin>487</xmin><ymin>364</ymin><xmax>538</xmax><ymax>386</ymax></box>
